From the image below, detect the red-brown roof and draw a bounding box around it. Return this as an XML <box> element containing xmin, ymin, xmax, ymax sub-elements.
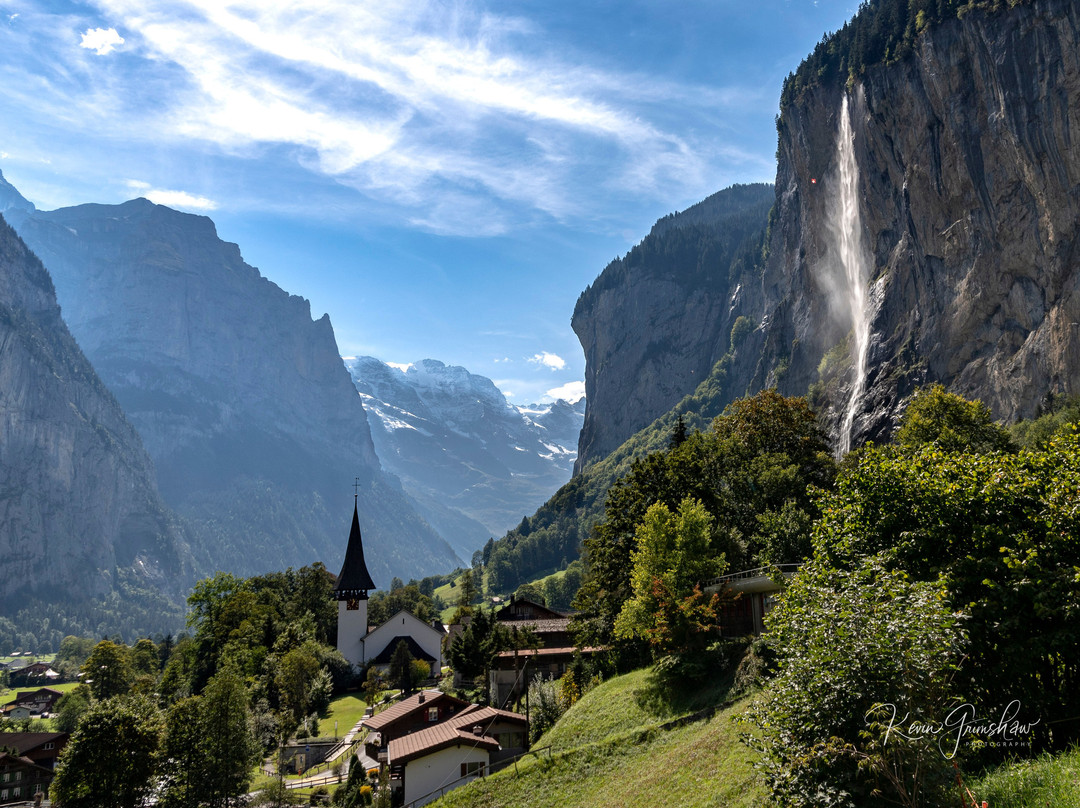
<box><xmin>362</xmin><ymin>690</ymin><xmax>468</xmax><ymax>732</ymax></box>
<box><xmin>387</xmin><ymin>705</ymin><xmax>525</xmax><ymax>764</ymax></box>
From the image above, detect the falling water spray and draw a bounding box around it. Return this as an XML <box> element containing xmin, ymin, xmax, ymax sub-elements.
<box><xmin>832</xmin><ymin>94</ymin><xmax>872</xmax><ymax>457</ymax></box>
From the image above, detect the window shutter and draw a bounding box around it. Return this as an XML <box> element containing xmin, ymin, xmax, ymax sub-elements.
<box><xmin>460</xmin><ymin>763</ymin><xmax>467</xmax><ymax>778</ymax></box>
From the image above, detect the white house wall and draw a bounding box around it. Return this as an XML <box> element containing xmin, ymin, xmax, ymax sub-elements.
<box><xmin>402</xmin><ymin>744</ymin><xmax>489</xmax><ymax>807</ymax></box>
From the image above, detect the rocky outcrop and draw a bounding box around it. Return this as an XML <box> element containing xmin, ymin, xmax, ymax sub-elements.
<box><xmin>571</xmin><ymin>183</ymin><xmax>774</xmax><ymax>470</ymax></box>
<box><xmin>6</xmin><ymin>199</ymin><xmax>459</xmax><ymax>582</ymax></box>
<box><xmin>0</xmin><ymin>213</ymin><xmax>190</xmax><ymax>605</ymax></box>
<box><xmin>348</xmin><ymin>357</ymin><xmax>583</xmax><ymax>553</ymax></box>
<box><xmin>757</xmin><ymin>0</ymin><xmax>1080</xmax><ymax>444</ymax></box>
<box><xmin>0</xmin><ymin>171</ymin><xmax>34</xmax><ymax>214</ymax></box>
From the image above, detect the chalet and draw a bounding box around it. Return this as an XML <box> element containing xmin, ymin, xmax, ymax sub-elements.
<box><xmin>0</xmin><ymin>733</ymin><xmax>68</xmax><ymax>771</ymax></box>
<box><xmin>704</xmin><ymin>564</ymin><xmax>801</xmax><ymax>635</ymax></box>
<box><xmin>488</xmin><ymin>595</ymin><xmax>604</xmax><ymax>706</ymax></box>
<box><xmin>12</xmin><ymin>688</ymin><xmax>64</xmax><ymax>716</ymax></box>
<box><xmin>387</xmin><ymin>705</ymin><xmax>527</xmax><ymax>807</ymax></box>
<box><xmin>0</xmin><ymin>706</ymin><xmax>30</xmax><ymax>722</ymax></box>
<box><xmin>7</xmin><ymin>662</ymin><xmax>59</xmax><ymax>688</ymax></box>
<box><xmin>0</xmin><ymin>753</ymin><xmax>53</xmax><ymax>805</ymax></box>
<box><xmin>361</xmin><ymin>690</ymin><xmax>470</xmax><ymax>761</ymax></box>
<box><xmin>334</xmin><ymin>499</ymin><xmax>445</xmax><ymax>674</ymax></box>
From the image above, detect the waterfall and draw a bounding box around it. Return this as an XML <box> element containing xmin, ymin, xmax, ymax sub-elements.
<box><xmin>831</xmin><ymin>94</ymin><xmax>872</xmax><ymax>457</ymax></box>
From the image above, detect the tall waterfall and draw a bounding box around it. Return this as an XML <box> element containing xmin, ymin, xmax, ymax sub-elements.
<box><xmin>831</xmin><ymin>94</ymin><xmax>872</xmax><ymax>457</ymax></box>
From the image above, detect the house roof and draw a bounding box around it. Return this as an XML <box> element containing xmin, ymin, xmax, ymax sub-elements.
<box><xmin>496</xmin><ymin>597</ymin><xmax>568</xmax><ymax>621</ymax></box>
<box><xmin>387</xmin><ymin>706</ymin><xmax>524</xmax><ymax>765</ymax></box>
<box><xmin>334</xmin><ymin>499</ymin><xmax>376</xmax><ymax>597</ymax></box>
<box><xmin>362</xmin><ymin>690</ymin><xmax>469</xmax><ymax>733</ymax></box>
<box><xmin>0</xmin><ymin>732</ymin><xmax>67</xmax><ymax>754</ymax></box>
<box><xmin>370</xmin><ymin>635</ymin><xmax>436</xmax><ymax>664</ymax></box>
<box><xmin>14</xmin><ymin>687</ymin><xmax>63</xmax><ymax>702</ymax></box>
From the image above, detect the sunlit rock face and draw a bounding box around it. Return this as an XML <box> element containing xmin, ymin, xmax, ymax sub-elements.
<box><xmin>0</xmin><ymin>214</ymin><xmax>191</xmax><ymax>605</ymax></box>
<box><xmin>8</xmin><ymin>199</ymin><xmax>459</xmax><ymax>581</ymax></box>
<box><xmin>759</xmin><ymin>0</ymin><xmax>1080</xmax><ymax>447</ymax></box>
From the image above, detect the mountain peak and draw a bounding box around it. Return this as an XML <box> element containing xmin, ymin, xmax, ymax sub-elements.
<box><xmin>0</xmin><ymin>170</ymin><xmax>36</xmax><ymax>214</ymax></box>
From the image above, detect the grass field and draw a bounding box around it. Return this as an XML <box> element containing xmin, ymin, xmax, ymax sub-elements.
<box><xmin>966</xmin><ymin>747</ymin><xmax>1080</xmax><ymax>807</ymax></box>
<box><xmin>429</xmin><ymin>667</ymin><xmax>767</xmax><ymax>808</ymax></box>
<box><xmin>320</xmin><ymin>694</ymin><xmax>367</xmax><ymax>740</ymax></box>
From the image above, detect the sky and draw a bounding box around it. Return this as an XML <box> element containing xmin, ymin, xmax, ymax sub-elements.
<box><xmin>0</xmin><ymin>0</ymin><xmax>861</xmax><ymax>404</ymax></box>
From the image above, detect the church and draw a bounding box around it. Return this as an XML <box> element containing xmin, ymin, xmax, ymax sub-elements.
<box><xmin>333</xmin><ymin>498</ymin><xmax>445</xmax><ymax>674</ymax></box>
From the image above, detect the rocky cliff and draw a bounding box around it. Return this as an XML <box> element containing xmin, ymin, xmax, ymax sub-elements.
<box><xmin>348</xmin><ymin>357</ymin><xmax>583</xmax><ymax>554</ymax></box>
<box><xmin>574</xmin><ymin>0</ymin><xmax>1080</xmax><ymax>464</ymax></box>
<box><xmin>0</xmin><ymin>213</ymin><xmax>191</xmax><ymax>607</ymax></box>
<box><xmin>571</xmin><ymin>183</ymin><xmax>774</xmax><ymax>470</ymax></box>
<box><xmin>756</xmin><ymin>0</ymin><xmax>1080</xmax><ymax>445</ymax></box>
<box><xmin>6</xmin><ymin>199</ymin><xmax>459</xmax><ymax>582</ymax></box>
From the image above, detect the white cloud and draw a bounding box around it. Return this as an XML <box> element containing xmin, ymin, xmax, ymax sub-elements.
<box><xmin>58</xmin><ymin>0</ymin><xmax>744</xmax><ymax>232</ymax></box>
<box><xmin>546</xmin><ymin>380</ymin><xmax>585</xmax><ymax>403</ymax></box>
<box><xmin>80</xmin><ymin>26</ymin><xmax>124</xmax><ymax>55</ymax></box>
<box><xmin>528</xmin><ymin>351</ymin><xmax>566</xmax><ymax>371</ymax></box>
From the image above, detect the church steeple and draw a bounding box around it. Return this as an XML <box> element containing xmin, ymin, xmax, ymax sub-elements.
<box><xmin>334</xmin><ymin>495</ymin><xmax>376</xmax><ymax>599</ymax></box>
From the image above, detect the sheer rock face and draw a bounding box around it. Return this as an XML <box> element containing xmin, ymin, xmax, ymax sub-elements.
<box><xmin>0</xmin><ymin>214</ymin><xmax>190</xmax><ymax>603</ymax></box>
<box><xmin>760</xmin><ymin>0</ymin><xmax>1080</xmax><ymax>445</ymax></box>
<box><xmin>571</xmin><ymin>184</ymin><xmax>774</xmax><ymax>470</ymax></box>
<box><xmin>7</xmin><ymin>200</ymin><xmax>459</xmax><ymax>580</ymax></box>
<box><xmin>575</xmin><ymin>0</ymin><xmax>1080</xmax><ymax>465</ymax></box>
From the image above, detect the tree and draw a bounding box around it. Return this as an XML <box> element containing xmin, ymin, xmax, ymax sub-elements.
<box><xmin>388</xmin><ymin>640</ymin><xmax>415</xmax><ymax>693</ymax></box>
<box><xmin>613</xmin><ymin>498</ymin><xmax>725</xmax><ymax>664</ymax></box>
<box><xmin>81</xmin><ymin>640</ymin><xmax>133</xmax><ymax>700</ymax></box>
<box><xmin>895</xmin><ymin>384</ymin><xmax>1014</xmax><ymax>453</ymax></box>
<box><xmin>52</xmin><ymin>694</ymin><xmax>164</xmax><ymax>808</ymax></box>
<box><xmin>160</xmin><ymin>697</ymin><xmax>204</xmax><ymax>808</ymax></box>
<box><xmin>53</xmin><ymin>685</ymin><xmax>92</xmax><ymax>734</ymax></box>
<box><xmin>745</xmin><ymin>556</ymin><xmax>966</xmax><ymax>808</ymax></box>
<box><xmin>199</xmin><ymin>668</ymin><xmax>259</xmax><ymax>808</ymax></box>
<box><xmin>811</xmin><ymin>431</ymin><xmax>1080</xmax><ymax>751</ymax></box>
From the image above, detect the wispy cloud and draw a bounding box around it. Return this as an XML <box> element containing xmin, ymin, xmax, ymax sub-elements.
<box><xmin>529</xmin><ymin>351</ymin><xmax>566</xmax><ymax>371</ymax></box>
<box><xmin>14</xmin><ymin>0</ymin><xmax>753</xmax><ymax>232</ymax></box>
<box><xmin>80</xmin><ymin>26</ymin><xmax>123</xmax><ymax>55</ymax></box>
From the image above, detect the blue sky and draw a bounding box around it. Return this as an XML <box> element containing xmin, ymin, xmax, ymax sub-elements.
<box><xmin>0</xmin><ymin>0</ymin><xmax>859</xmax><ymax>404</ymax></box>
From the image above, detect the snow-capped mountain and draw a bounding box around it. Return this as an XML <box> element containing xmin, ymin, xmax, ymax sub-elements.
<box><xmin>346</xmin><ymin>357</ymin><xmax>584</xmax><ymax>557</ymax></box>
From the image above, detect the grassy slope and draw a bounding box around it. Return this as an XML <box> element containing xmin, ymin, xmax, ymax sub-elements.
<box><xmin>966</xmin><ymin>747</ymin><xmax>1080</xmax><ymax>807</ymax></box>
<box><xmin>430</xmin><ymin>668</ymin><xmax>768</xmax><ymax>808</ymax></box>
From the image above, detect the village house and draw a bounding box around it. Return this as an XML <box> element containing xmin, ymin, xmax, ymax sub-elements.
<box><xmin>0</xmin><ymin>732</ymin><xmax>69</xmax><ymax>770</ymax></box>
<box><xmin>387</xmin><ymin>704</ymin><xmax>528</xmax><ymax>807</ymax></box>
<box><xmin>0</xmin><ymin>752</ymin><xmax>53</xmax><ymax>805</ymax></box>
<box><xmin>487</xmin><ymin>595</ymin><xmax>603</xmax><ymax>706</ymax></box>
<box><xmin>361</xmin><ymin>690</ymin><xmax>471</xmax><ymax>762</ymax></box>
<box><xmin>10</xmin><ymin>688</ymin><xmax>64</xmax><ymax>716</ymax></box>
<box><xmin>704</xmin><ymin>564</ymin><xmax>802</xmax><ymax>635</ymax></box>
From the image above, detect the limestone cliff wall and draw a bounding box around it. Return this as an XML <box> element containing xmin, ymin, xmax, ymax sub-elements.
<box><xmin>0</xmin><ymin>215</ymin><xmax>190</xmax><ymax>602</ymax></box>
<box><xmin>8</xmin><ymin>200</ymin><xmax>459</xmax><ymax>580</ymax></box>
<box><xmin>761</xmin><ymin>0</ymin><xmax>1080</xmax><ymax>443</ymax></box>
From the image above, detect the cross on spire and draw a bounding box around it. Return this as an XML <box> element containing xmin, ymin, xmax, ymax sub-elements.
<box><xmin>353</xmin><ymin>476</ymin><xmax>360</xmax><ymax>502</ymax></box>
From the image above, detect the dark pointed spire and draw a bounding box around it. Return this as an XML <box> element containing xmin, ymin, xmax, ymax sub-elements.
<box><xmin>334</xmin><ymin>496</ymin><xmax>376</xmax><ymax>598</ymax></box>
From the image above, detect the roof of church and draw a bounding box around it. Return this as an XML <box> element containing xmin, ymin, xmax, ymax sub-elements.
<box><xmin>334</xmin><ymin>500</ymin><xmax>376</xmax><ymax>597</ymax></box>
<box><xmin>371</xmin><ymin>635</ymin><xmax>437</xmax><ymax>664</ymax></box>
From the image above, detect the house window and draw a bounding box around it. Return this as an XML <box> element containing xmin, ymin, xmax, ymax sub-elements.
<box><xmin>427</xmin><ymin>707</ymin><xmax>439</xmax><ymax>722</ymax></box>
<box><xmin>44</xmin><ymin>743</ymin><xmax>54</xmax><ymax>750</ymax></box>
<box><xmin>2</xmin><ymin>788</ymin><xmax>8</xmax><ymax>800</ymax></box>
<box><xmin>11</xmin><ymin>787</ymin><xmax>19</xmax><ymax>797</ymax></box>
<box><xmin>13</xmin><ymin>772</ymin><xmax>20</xmax><ymax>780</ymax></box>
<box><xmin>460</xmin><ymin>762</ymin><xmax>485</xmax><ymax>778</ymax></box>
<box><xmin>2</xmin><ymin>773</ymin><xmax>8</xmax><ymax>782</ymax></box>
